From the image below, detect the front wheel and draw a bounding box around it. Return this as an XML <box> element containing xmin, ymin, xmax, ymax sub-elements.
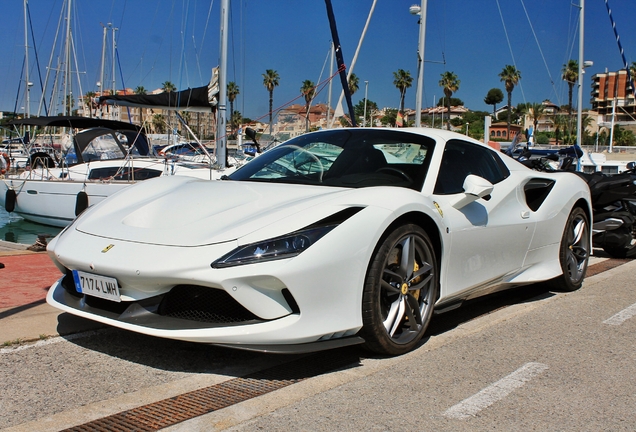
<box><xmin>360</xmin><ymin>224</ymin><xmax>439</xmax><ymax>355</ymax></box>
<box><xmin>548</xmin><ymin>207</ymin><xmax>590</xmax><ymax>292</ymax></box>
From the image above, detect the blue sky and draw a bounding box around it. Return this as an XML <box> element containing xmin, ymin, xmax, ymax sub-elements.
<box><xmin>1</xmin><ymin>0</ymin><xmax>635</xmax><ymax>121</ymax></box>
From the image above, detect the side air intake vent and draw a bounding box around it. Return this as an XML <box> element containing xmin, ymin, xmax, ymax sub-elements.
<box><xmin>524</xmin><ymin>178</ymin><xmax>555</xmax><ymax>211</ymax></box>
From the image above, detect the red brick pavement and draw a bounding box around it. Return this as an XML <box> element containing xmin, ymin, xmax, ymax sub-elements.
<box><xmin>0</xmin><ymin>253</ymin><xmax>63</xmax><ymax>308</ymax></box>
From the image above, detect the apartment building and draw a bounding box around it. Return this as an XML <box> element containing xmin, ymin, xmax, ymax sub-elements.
<box><xmin>590</xmin><ymin>69</ymin><xmax>635</xmax><ymax>122</ymax></box>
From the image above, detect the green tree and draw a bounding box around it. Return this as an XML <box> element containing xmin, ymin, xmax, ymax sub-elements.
<box><xmin>499</xmin><ymin>65</ymin><xmax>521</xmax><ymax>139</ymax></box>
<box><xmin>83</xmin><ymin>91</ymin><xmax>96</xmax><ymax>118</ymax></box>
<box><xmin>152</xmin><ymin>113</ymin><xmax>166</xmax><ymax>134</ymax></box>
<box><xmin>227</xmin><ymin>81</ymin><xmax>240</xmax><ymax>137</ymax></box>
<box><xmin>562</xmin><ymin>59</ymin><xmax>578</xmax><ymax>134</ymax></box>
<box><xmin>393</xmin><ymin>69</ymin><xmax>413</xmax><ymax>116</ymax></box>
<box><xmin>161</xmin><ymin>81</ymin><xmax>176</xmax><ymax>131</ymax></box>
<box><xmin>263</xmin><ymin>69</ymin><xmax>280</xmax><ymax>135</ymax></box>
<box><xmin>300</xmin><ymin>80</ymin><xmax>316</xmax><ymax>132</ymax></box>
<box><xmin>484</xmin><ymin>88</ymin><xmax>504</xmax><ymax>117</ymax></box>
<box><xmin>613</xmin><ymin>125</ymin><xmax>636</xmax><ymax>146</ymax></box>
<box><xmin>437</xmin><ymin>97</ymin><xmax>464</xmax><ymax>107</ymax></box>
<box><xmin>348</xmin><ymin>73</ymin><xmax>360</xmax><ymax>96</ymax></box>
<box><xmin>354</xmin><ymin>98</ymin><xmax>379</xmax><ymax>126</ymax></box>
<box><xmin>552</xmin><ymin>114</ymin><xmax>566</xmax><ymax>145</ymax></box>
<box><xmin>561</xmin><ymin>60</ymin><xmax>578</xmax><ymax>118</ymax></box>
<box><xmin>524</xmin><ymin>102</ymin><xmax>545</xmax><ymax>142</ymax></box>
<box><xmin>134</xmin><ymin>86</ymin><xmax>147</xmax><ymax>127</ymax></box>
<box><xmin>439</xmin><ymin>71</ymin><xmax>460</xmax><ymax>130</ymax></box>
<box><xmin>381</xmin><ymin>108</ymin><xmax>398</xmax><ymax>127</ymax></box>
<box><xmin>231</xmin><ymin>110</ymin><xmax>243</xmax><ymax>138</ymax></box>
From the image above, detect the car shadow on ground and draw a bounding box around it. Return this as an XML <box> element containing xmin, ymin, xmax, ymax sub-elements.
<box><xmin>58</xmin><ymin>283</ymin><xmax>554</xmax><ymax>378</ymax></box>
<box><xmin>425</xmin><ymin>283</ymin><xmax>554</xmax><ymax>338</ymax></box>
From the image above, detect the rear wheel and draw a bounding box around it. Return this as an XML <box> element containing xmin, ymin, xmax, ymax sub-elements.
<box><xmin>548</xmin><ymin>207</ymin><xmax>590</xmax><ymax>292</ymax></box>
<box><xmin>360</xmin><ymin>224</ymin><xmax>438</xmax><ymax>355</ymax></box>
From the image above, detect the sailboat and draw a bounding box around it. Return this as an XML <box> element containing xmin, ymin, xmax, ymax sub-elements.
<box><xmin>0</xmin><ymin>0</ymin><xmax>234</xmax><ymax>228</ymax></box>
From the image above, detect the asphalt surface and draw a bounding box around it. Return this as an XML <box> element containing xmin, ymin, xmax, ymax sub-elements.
<box><xmin>0</xmin><ymin>248</ymin><xmax>635</xmax><ymax>431</ymax></box>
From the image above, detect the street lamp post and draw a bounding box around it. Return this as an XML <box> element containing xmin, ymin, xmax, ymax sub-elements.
<box><xmin>410</xmin><ymin>1</ymin><xmax>427</xmax><ymax>128</ymax></box>
<box><xmin>465</xmin><ymin>122</ymin><xmax>469</xmax><ymax>135</ymax></box>
<box><xmin>363</xmin><ymin>81</ymin><xmax>369</xmax><ymax>127</ymax></box>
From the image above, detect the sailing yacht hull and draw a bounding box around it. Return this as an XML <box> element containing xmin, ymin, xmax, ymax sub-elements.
<box><xmin>1</xmin><ymin>179</ymin><xmax>131</xmax><ymax>227</ymax></box>
<box><xmin>1</xmin><ymin>158</ymin><xmax>235</xmax><ymax>227</ymax></box>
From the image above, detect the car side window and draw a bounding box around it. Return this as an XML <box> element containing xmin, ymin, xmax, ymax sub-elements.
<box><xmin>434</xmin><ymin>140</ymin><xmax>510</xmax><ymax>195</ymax></box>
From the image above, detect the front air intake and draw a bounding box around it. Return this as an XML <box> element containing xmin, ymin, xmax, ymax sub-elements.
<box><xmin>158</xmin><ymin>285</ymin><xmax>262</xmax><ymax>325</ymax></box>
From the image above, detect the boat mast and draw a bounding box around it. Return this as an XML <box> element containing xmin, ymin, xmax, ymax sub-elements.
<box><xmin>215</xmin><ymin>0</ymin><xmax>229</xmax><ymax>168</ymax></box>
<box><xmin>324</xmin><ymin>0</ymin><xmax>357</xmax><ymax>127</ymax></box>
<box><xmin>412</xmin><ymin>0</ymin><xmax>427</xmax><ymax>128</ymax></box>
<box><xmin>112</xmin><ymin>25</ymin><xmax>117</xmax><ymax>96</ymax></box>
<box><xmin>98</xmin><ymin>24</ymin><xmax>107</xmax><ymax>117</ymax></box>
<box><xmin>63</xmin><ymin>0</ymin><xmax>72</xmax><ymax>116</ymax></box>
<box><xmin>23</xmin><ymin>0</ymin><xmax>31</xmax><ymax>119</ymax></box>
<box><xmin>576</xmin><ymin>0</ymin><xmax>584</xmax><ymax>148</ymax></box>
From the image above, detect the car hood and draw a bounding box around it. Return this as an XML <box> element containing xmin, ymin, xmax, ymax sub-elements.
<box><xmin>74</xmin><ymin>176</ymin><xmax>356</xmax><ymax>246</ymax></box>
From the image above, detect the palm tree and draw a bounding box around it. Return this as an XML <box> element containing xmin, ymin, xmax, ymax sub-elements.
<box><xmin>263</xmin><ymin>69</ymin><xmax>280</xmax><ymax>135</ymax></box>
<box><xmin>231</xmin><ymin>110</ymin><xmax>243</xmax><ymax>136</ymax></box>
<box><xmin>499</xmin><ymin>65</ymin><xmax>522</xmax><ymax>139</ymax></box>
<box><xmin>161</xmin><ymin>81</ymin><xmax>176</xmax><ymax>93</ymax></box>
<box><xmin>134</xmin><ymin>86</ymin><xmax>147</xmax><ymax>127</ymax></box>
<box><xmin>300</xmin><ymin>80</ymin><xmax>316</xmax><ymax>132</ymax></box>
<box><xmin>561</xmin><ymin>59</ymin><xmax>578</xmax><ymax>135</ymax></box>
<box><xmin>439</xmin><ymin>71</ymin><xmax>460</xmax><ymax>130</ymax></box>
<box><xmin>393</xmin><ymin>69</ymin><xmax>413</xmax><ymax>117</ymax></box>
<box><xmin>227</xmin><ymin>82</ymin><xmax>240</xmax><ymax>137</ymax></box>
<box><xmin>348</xmin><ymin>73</ymin><xmax>360</xmax><ymax>96</ymax></box>
<box><xmin>524</xmin><ymin>102</ymin><xmax>545</xmax><ymax>143</ymax></box>
<box><xmin>83</xmin><ymin>91</ymin><xmax>96</xmax><ymax>118</ymax></box>
<box><xmin>550</xmin><ymin>114</ymin><xmax>564</xmax><ymax>145</ymax></box>
<box><xmin>161</xmin><ymin>81</ymin><xmax>176</xmax><ymax>131</ymax></box>
<box><xmin>152</xmin><ymin>114</ymin><xmax>166</xmax><ymax>134</ymax></box>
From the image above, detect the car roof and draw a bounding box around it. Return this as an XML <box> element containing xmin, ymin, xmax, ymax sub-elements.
<box><xmin>313</xmin><ymin>127</ymin><xmax>490</xmax><ymax>149</ymax></box>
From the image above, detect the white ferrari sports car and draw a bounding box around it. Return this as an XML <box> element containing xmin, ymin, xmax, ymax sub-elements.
<box><xmin>46</xmin><ymin>128</ymin><xmax>592</xmax><ymax>355</ymax></box>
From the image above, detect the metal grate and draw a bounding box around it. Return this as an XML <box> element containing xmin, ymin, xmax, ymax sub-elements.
<box><xmin>62</xmin><ymin>350</ymin><xmax>360</xmax><ymax>432</ymax></box>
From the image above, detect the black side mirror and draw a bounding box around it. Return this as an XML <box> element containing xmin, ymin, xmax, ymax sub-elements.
<box><xmin>245</xmin><ymin>127</ymin><xmax>262</xmax><ymax>153</ymax></box>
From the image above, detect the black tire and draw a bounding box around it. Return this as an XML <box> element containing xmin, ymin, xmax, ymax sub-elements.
<box><xmin>360</xmin><ymin>224</ymin><xmax>438</xmax><ymax>355</ymax></box>
<box><xmin>548</xmin><ymin>207</ymin><xmax>590</xmax><ymax>292</ymax></box>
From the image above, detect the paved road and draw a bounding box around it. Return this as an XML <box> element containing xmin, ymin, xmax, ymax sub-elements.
<box><xmin>1</xmin><ymin>258</ymin><xmax>635</xmax><ymax>431</ymax></box>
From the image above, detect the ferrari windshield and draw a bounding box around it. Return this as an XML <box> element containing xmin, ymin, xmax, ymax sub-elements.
<box><xmin>229</xmin><ymin>129</ymin><xmax>435</xmax><ymax>190</ymax></box>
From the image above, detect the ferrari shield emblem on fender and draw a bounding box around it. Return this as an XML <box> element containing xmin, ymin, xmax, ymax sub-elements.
<box><xmin>101</xmin><ymin>244</ymin><xmax>115</xmax><ymax>253</ymax></box>
<box><xmin>433</xmin><ymin>201</ymin><xmax>443</xmax><ymax>217</ymax></box>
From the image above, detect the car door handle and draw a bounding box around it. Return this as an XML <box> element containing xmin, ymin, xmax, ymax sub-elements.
<box><xmin>521</xmin><ymin>211</ymin><xmax>530</xmax><ymax>219</ymax></box>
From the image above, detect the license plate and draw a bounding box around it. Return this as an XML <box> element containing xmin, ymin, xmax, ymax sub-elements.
<box><xmin>72</xmin><ymin>270</ymin><xmax>121</xmax><ymax>302</ymax></box>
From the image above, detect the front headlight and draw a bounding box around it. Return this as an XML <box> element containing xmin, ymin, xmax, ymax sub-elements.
<box><xmin>211</xmin><ymin>225</ymin><xmax>336</xmax><ymax>268</ymax></box>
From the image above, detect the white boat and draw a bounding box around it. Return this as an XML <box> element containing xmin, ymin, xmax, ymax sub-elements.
<box><xmin>578</xmin><ymin>151</ymin><xmax>635</xmax><ymax>174</ymax></box>
<box><xmin>0</xmin><ymin>116</ymin><xmax>234</xmax><ymax>227</ymax></box>
<box><xmin>0</xmin><ymin>134</ymin><xmax>31</xmax><ymax>170</ymax></box>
